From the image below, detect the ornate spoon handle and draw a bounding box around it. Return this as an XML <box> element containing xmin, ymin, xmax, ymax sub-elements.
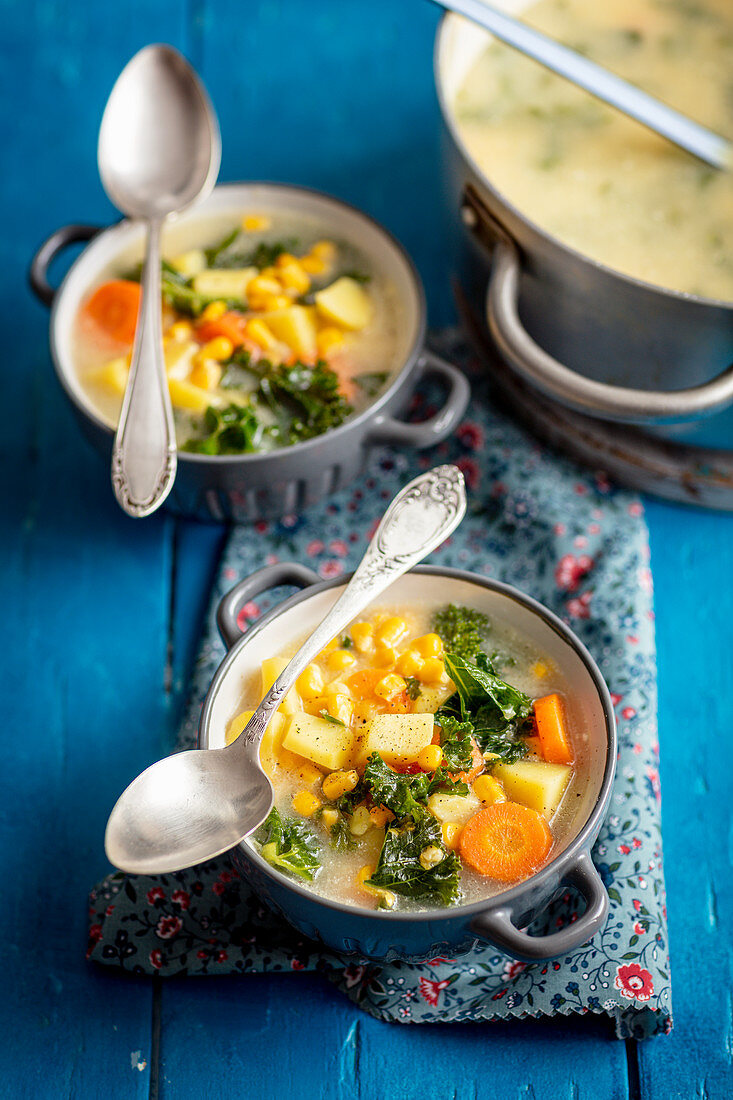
<box><xmin>231</xmin><ymin>464</ymin><xmax>467</xmax><ymax>752</ymax></box>
<box><xmin>111</xmin><ymin>218</ymin><xmax>178</xmax><ymax>517</ymax></box>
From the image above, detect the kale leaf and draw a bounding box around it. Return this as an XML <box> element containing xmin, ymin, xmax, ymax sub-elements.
<box><xmin>255</xmin><ymin>808</ymin><xmax>321</xmax><ymax>881</ymax></box>
<box><xmin>405</xmin><ymin>676</ymin><xmax>421</xmax><ymax>701</ymax></box>
<box><xmin>182</xmin><ymin>403</ymin><xmax>262</xmax><ymax>455</ymax></box>
<box><xmin>434</xmin><ymin>714</ymin><xmax>475</xmax><ymax>772</ymax></box>
<box><xmin>439</xmin><ymin>651</ymin><xmax>533</xmax><ymax>763</ymax></box>
<box><xmin>362</xmin><ymin>752</ymin><xmax>429</xmax><ymax>820</ymax></box>
<box><xmin>329</xmin><ymin>813</ymin><xmax>357</xmax><ymax>852</ymax></box>
<box><xmin>367</xmin><ymin>815</ymin><xmax>461</xmax><ymax>906</ymax></box>
<box><xmin>240</xmin><ymin>354</ymin><xmax>352</xmax><ymax>446</ymax></box>
<box><xmin>206</xmin><ymin>232</ymin><xmax>299</xmax><ymax>270</ymax></box>
<box><xmin>432</xmin><ymin>604</ymin><xmax>491</xmax><ymax>661</ymax></box>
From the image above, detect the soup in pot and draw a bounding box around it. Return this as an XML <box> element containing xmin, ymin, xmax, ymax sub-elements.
<box><xmin>452</xmin><ymin>0</ymin><xmax>733</xmax><ymax>299</ymax></box>
<box><xmin>227</xmin><ymin>601</ymin><xmax>591</xmax><ymax>911</ymax></box>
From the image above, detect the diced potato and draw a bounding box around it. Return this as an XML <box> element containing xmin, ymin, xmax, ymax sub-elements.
<box><xmin>259</xmin><ymin>304</ymin><xmax>317</xmax><ymax>360</ymax></box>
<box><xmin>192</xmin><ymin>267</ymin><xmax>257</xmax><ymax>300</ymax></box>
<box><xmin>314</xmin><ymin>277</ymin><xmax>373</xmax><ymax>331</ymax></box>
<box><xmin>413</xmin><ymin>684</ymin><xmax>454</xmax><ymax>714</ymax></box>
<box><xmin>226</xmin><ymin>709</ymin><xmax>286</xmax><ymax>750</ymax></box>
<box><xmin>169</xmin><ymin>249</ymin><xmax>207</xmax><ymax>278</ymax></box>
<box><xmin>492</xmin><ymin>760</ymin><xmax>572</xmax><ymax>820</ymax></box>
<box><xmin>227</xmin><ymin>709</ymin><xmax>324</xmax><ymax>784</ymax></box>
<box><xmin>163</xmin><ymin>338</ymin><xmax>196</xmax><ymax>379</ymax></box>
<box><xmin>360</xmin><ymin>713</ymin><xmax>434</xmax><ymax>767</ymax></box>
<box><xmin>427</xmin><ymin>790</ymin><xmax>481</xmax><ymax>826</ymax></box>
<box><xmin>283</xmin><ymin>712</ymin><xmax>357</xmax><ymax>771</ymax></box>
<box><xmin>260</xmin><ymin>656</ymin><xmax>301</xmax><ymax>715</ymax></box>
<box><xmin>86</xmin><ymin>357</ymin><xmax>129</xmax><ymax>395</ymax></box>
<box><xmin>167</xmin><ymin>376</ymin><xmax>220</xmax><ymax>413</ymax></box>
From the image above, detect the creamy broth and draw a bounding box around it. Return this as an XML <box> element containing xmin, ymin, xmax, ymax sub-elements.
<box><xmin>73</xmin><ymin>210</ymin><xmax>404</xmax><ymax>453</ymax></box>
<box><xmin>227</xmin><ymin>601</ymin><xmax>591</xmax><ymax>912</ymax></box>
<box><xmin>452</xmin><ymin>0</ymin><xmax>733</xmax><ymax>299</ymax></box>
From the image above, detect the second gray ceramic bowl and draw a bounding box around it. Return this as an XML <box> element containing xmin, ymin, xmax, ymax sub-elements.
<box><xmin>30</xmin><ymin>182</ymin><xmax>470</xmax><ymax>522</ymax></box>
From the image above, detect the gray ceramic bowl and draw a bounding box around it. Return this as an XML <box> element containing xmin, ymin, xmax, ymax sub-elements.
<box><xmin>201</xmin><ymin>562</ymin><xmax>617</xmax><ymax>962</ymax></box>
<box><xmin>30</xmin><ymin>182</ymin><xmax>470</xmax><ymax>522</ymax></box>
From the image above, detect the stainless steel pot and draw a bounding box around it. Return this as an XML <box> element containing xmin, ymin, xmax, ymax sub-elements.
<box><xmin>201</xmin><ymin>562</ymin><xmax>617</xmax><ymax>962</ymax></box>
<box><xmin>435</xmin><ymin>11</ymin><xmax>733</xmax><ymax>450</ymax></box>
<box><xmin>30</xmin><ymin>182</ymin><xmax>470</xmax><ymax>522</ymax></box>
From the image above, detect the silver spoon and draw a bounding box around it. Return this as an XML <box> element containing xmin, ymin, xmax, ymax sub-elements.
<box><xmin>435</xmin><ymin>0</ymin><xmax>731</xmax><ymax>170</ymax></box>
<box><xmin>98</xmin><ymin>45</ymin><xmax>221</xmax><ymax>518</ymax></box>
<box><xmin>105</xmin><ymin>465</ymin><xmax>467</xmax><ymax>874</ymax></box>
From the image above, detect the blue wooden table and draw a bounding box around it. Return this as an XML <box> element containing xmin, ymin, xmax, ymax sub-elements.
<box><xmin>2</xmin><ymin>2</ymin><xmax>731</xmax><ymax>1096</ymax></box>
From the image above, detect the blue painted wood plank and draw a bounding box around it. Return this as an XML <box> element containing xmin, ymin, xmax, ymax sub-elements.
<box><xmin>638</xmin><ymin>500</ymin><xmax>733</xmax><ymax>1100</ymax></box>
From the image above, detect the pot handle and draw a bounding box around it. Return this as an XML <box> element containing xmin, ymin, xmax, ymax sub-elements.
<box><xmin>487</xmin><ymin>235</ymin><xmax>733</xmax><ymax>425</ymax></box>
<box><xmin>29</xmin><ymin>224</ymin><xmax>101</xmax><ymax>307</ymax></box>
<box><xmin>365</xmin><ymin>350</ymin><xmax>470</xmax><ymax>447</ymax></box>
<box><xmin>216</xmin><ymin>562</ymin><xmax>321</xmax><ymax>650</ymax></box>
<box><xmin>471</xmin><ymin>850</ymin><xmax>609</xmax><ymax>962</ymax></box>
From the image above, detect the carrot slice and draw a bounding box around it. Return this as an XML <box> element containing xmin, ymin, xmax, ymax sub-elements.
<box><xmin>455</xmin><ymin>736</ymin><xmax>485</xmax><ymax>784</ymax></box>
<box><xmin>459</xmin><ymin>802</ymin><xmax>553</xmax><ymax>881</ymax></box>
<box><xmin>346</xmin><ymin>668</ymin><xmax>384</xmax><ymax>700</ymax></box>
<box><xmin>195</xmin><ymin>311</ymin><xmax>248</xmax><ymax>347</ymax></box>
<box><xmin>81</xmin><ymin>280</ymin><xmax>141</xmax><ymax>344</ymax></box>
<box><xmin>534</xmin><ymin>693</ymin><xmax>574</xmax><ymax>765</ymax></box>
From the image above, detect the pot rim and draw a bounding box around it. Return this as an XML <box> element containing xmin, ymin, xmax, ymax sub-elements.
<box><xmin>200</xmin><ymin>563</ymin><xmax>617</xmax><ymax>924</ymax></box>
<box><xmin>48</xmin><ymin>180</ymin><xmax>428</xmax><ymax>464</ymax></box>
<box><xmin>433</xmin><ymin>12</ymin><xmax>733</xmax><ymax>312</ymax></box>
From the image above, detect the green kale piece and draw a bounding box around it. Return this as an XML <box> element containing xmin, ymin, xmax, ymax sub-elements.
<box><xmin>427</xmin><ymin>766</ymin><xmax>469</xmax><ymax>797</ymax></box>
<box><xmin>319</xmin><ymin>710</ymin><xmax>346</xmax><ymax>727</ymax></box>
<box><xmin>340</xmin><ymin>635</ymin><xmax>353</xmax><ymax>649</ymax></box>
<box><xmin>434</xmin><ymin>714</ymin><xmax>475</xmax><ymax>772</ymax></box>
<box><xmin>432</xmin><ymin>604</ymin><xmax>491</xmax><ymax>661</ymax></box>
<box><xmin>241</xmin><ymin>355</ymin><xmax>352</xmax><ymax>446</ymax></box>
<box><xmin>439</xmin><ymin>651</ymin><xmax>533</xmax><ymax>763</ymax></box>
<box><xmin>329</xmin><ymin>813</ymin><xmax>357</xmax><ymax>852</ymax></box>
<box><xmin>404</xmin><ymin>676</ymin><xmax>421</xmax><ymax>701</ymax></box>
<box><xmin>362</xmin><ymin>752</ymin><xmax>430</xmax><ymax>821</ymax></box>
<box><xmin>255</xmin><ymin>808</ymin><xmax>321</xmax><ymax>881</ymax></box>
<box><xmin>182</xmin><ymin>404</ymin><xmax>262</xmax><ymax>455</ymax></box>
<box><xmin>353</xmin><ymin>372</ymin><xmax>389</xmax><ymax>398</ymax></box>
<box><xmin>367</xmin><ymin>815</ymin><xmax>461</xmax><ymax>906</ymax></box>
<box><xmin>340</xmin><ymin>269</ymin><xmax>371</xmax><ymax>284</ymax></box>
<box><xmin>206</xmin><ymin>231</ymin><xmax>299</xmax><ymax>271</ymax></box>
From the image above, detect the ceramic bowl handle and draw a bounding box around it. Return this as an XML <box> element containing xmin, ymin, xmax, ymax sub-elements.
<box><xmin>29</xmin><ymin>224</ymin><xmax>101</xmax><ymax>307</ymax></box>
<box><xmin>471</xmin><ymin>850</ymin><xmax>609</xmax><ymax>961</ymax></box>
<box><xmin>487</xmin><ymin>235</ymin><xmax>733</xmax><ymax>425</ymax></box>
<box><xmin>366</xmin><ymin>351</ymin><xmax>470</xmax><ymax>447</ymax></box>
<box><xmin>216</xmin><ymin>563</ymin><xmax>321</xmax><ymax>650</ymax></box>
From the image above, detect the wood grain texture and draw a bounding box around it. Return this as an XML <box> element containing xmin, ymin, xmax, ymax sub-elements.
<box><xmin>2</xmin><ymin>0</ymin><xmax>732</xmax><ymax>1095</ymax></box>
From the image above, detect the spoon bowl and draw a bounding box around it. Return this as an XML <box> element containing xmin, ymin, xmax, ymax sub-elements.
<box><xmin>105</xmin><ymin>465</ymin><xmax>466</xmax><ymax>874</ymax></box>
<box><xmin>98</xmin><ymin>45</ymin><xmax>220</xmax><ymax>518</ymax></box>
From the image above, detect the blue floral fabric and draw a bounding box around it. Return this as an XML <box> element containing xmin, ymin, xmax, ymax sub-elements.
<box><xmin>88</xmin><ymin>331</ymin><xmax>672</xmax><ymax>1039</ymax></box>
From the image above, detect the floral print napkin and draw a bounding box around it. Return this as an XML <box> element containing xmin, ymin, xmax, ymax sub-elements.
<box><xmin>88</xmin><ymin>331</ymin><xmax>672</xmax><ymax>1039</ymax></box>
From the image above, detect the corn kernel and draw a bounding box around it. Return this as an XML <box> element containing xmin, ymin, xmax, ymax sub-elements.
<box><xmin>374</xmin><ymin>673</ymin><xmax>407</xmax><ymax>701</ymax></box>
<box><xmin>349</xmin><ymin>805</ymin><xmax>372</xmax><ymax>836</ymax></box>
<box><xmin>244</xmin><ymin>318</ymin><xmax>277</xmax><ymax>350</ymax></box>
<box><xmin>189</xmin><ymin>359</ymin><xmax>222</xmax><ymax>391</ymax></box>
<box><xmin>322</xmin><ymin>769</ymin><xmax>359</xmax><ymax>801</ymax></box>
<box><xmin>442</xmin><ymin>822</ymin><xmax>462</xmax><ymax>850</ymax></box>
<box><xmin>357</xmin><ymin>863</ymin><xmax>376</xmax><ymax>888</ymax></box>
<box><xmin>419</xmin><ymin>845</ymin><xmax>444</xmax><ymax>870</ymax></box>
<box><xmin>473</xmin><ymin>774</ymin><xmax>507</xmax><ymax>805</ymax></box>
<box><xmin>242</xmin><ymin>213</ymin><xmax>272</xmax><ymax>232</ymax></box>
<box><xmin>413</xmin><ymin>633</ymin><xmax>444</xmax><ymax>659</ymax></box>
<box><xmin>292</xmin><ymin>790</ymin><xmax>321</xmax><ymax>817</ymax></box>
<box><xmin>351</xmin><ymin>622</ymin><xmax>374</xmax><ymax>653</ymax></box>
<box><xmin>369</xmin><ymin>806</ymin><xmax>393</xmax><ymax>828</ymax></box>
<box><xmin>316</xmin><ymin>326</ymin><xmax>345</xmax><ymax>357</ymax></box>
<box><xmin>312</xmin><ymin>240</ymin><xmax>336</xmax><ymax>263</ymax></box>
<box><xmin>168</xmin><ymin>320</ymin><xmax>193</xmax><ymax>341</ymax></box>
<box><xmin>201</xmin><ymin>300</ymin><xmax>227</xmax><ymax>322</ymax></box>
<box><xmin>321</xmin><ymin>637</ymin><xmax>339</xmax><ymax>653</ymax></box>
<box><xmin>327</xmin><ymin>649</ymin><xmax>357</xmax><ymax>673</ymax></box>
<box><xmin>300</xmin><ymin>254</ymin><xmax>328</xmax><ymax>275</ymax></box>
<box><xmin>418</xmin><ymin>657</ymin><xmax>448</xmax><ymax>684</ymax></box>
<box><xmin>417</xmin><ymin>744</ymin><xmax>443</xmax><ymax>772</ymax></box>
<box><xmin>197</xmin><ymin>336</ymin><xmax>233</xmax><ymax>363</ymax></box>
<box><xmin>533</xmin><ymin>661</ymin><xmax>549</xmax><ymax>679</ymax></box>
<box><xmin>277</xmin><ymin>259</ymin><xmax>311</xmax><ymax>295</ymax></box>
<box><xmin>396</xmin><ymin>649</ymin><xmax>424</xmax><ymax>678</ymax></box>
<box><xmin>296</xmin><ymin>664</ymin><xmax>325</xmax><ymax>700</ymax></box>
<box><xmin>254</xmin><ymin>292</ymin><xmax>291</xmax><ymax>312</ymax></box>
<box><xmin>247</xmin><ymin>274</ymin><xmax>282</xmax><ymax>298</ymax></box>
<box><xmin>373</xmin><ymin>645</ymin><xmax>397</xmax><ymax>669</ymax></box>
<box><xmin>295</xmin><ymin>762</ymin><xmax>324</xmax><ymax>785</ymax></box>
<box><xmin>321</xmin><ymin>808</ymin><xmax>339</xmax><ymax>829</ymax></box>
<box><xmin>327</xmin><ymin>680</ymin><xmax>352</xmax><ymax>697</ymax></box>
<box><xmin>375</xmin><ymin>616</ymin><xmax>409</xmax><ymax>649</ymax></box>
<box><xmin>324</xmin><ymin>693</ymin><xmax>354</xmax><ymax>726</ymax></box>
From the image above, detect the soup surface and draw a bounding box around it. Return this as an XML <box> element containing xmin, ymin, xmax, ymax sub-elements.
<box><xmin>452</xmin><ymin>0</ymin><xmax>733</xmax><ymax>299</ymax></box>
<box><xmin>228</xmin><ymin>601</ymin><xmax>590</xmax><ymax>912</ymax></box>
<box><xmin>73</xmin><ymin>210</ymin><xmax>403</xmax><ymax>453</ymax></box>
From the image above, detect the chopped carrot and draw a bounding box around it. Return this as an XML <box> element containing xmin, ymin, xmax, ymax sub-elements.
<box><xmin>81</xmin><ymin>280</ymin><xmax>141</xmax><ymax>345</ymax></box>
<box><xmin>454</xmin><ymin>736</ymin><xmax>485</xmax><ymax>784</ymax></box>
<box><xmin>459</xmin><ymin>802</ymin><xmax>552</xmax><ymax>881</ymax></box>
<box><xmin>381</xmin><ymin>690</ymin><xmax>410</xmax><ymax>714</ymax></box>
<box><xmin>346</xmin><ymin>668</ymin><xmax>384</xmax><ymax>700</ymax></box>
<box><xmin>534</xmin><ymin>693</ymin><xmax>574</xmax><ymax>765</ymax></box>
<box><xmin>195</xmin><ymin>311</ymin><xmax>248</xmax><ymax>347</ymax></box>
